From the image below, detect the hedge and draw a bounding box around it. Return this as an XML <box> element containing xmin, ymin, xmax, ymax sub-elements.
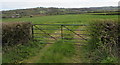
<box><xmin>2</xmin><ymin>22</ymin><xmax>32</xmax><ymax>46</ymax></box>
<box><xmin>85</xmin><ymin>20</ymin><xmax>119</xmax><ymax>63</ymax></box>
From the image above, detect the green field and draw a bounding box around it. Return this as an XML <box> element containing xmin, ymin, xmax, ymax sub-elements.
<box><xmin>2</xmin><ymin>14</ymin><xmax>119</xmax><ymax>63</ymax></box>
<box><xmin>3</xmin><ymin>14</ymin><xmax>118</xmax><ymax>44</ymax></box>
<box><xmin>3</xmin><ymin>14</ymin><xmax>118</xmax><ymax>24</ymax></box>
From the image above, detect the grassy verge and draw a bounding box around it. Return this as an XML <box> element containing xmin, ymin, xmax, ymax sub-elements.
<box><xmin>2</xmin><ymin>41</ymin><xmax>45</xmax><ymax>63</ymax></box>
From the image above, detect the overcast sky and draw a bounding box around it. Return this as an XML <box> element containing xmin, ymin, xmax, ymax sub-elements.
<box><xmin>0</xmin><ymin>0</ymin><xmax>119</xmax><ymax>11</ymax></box>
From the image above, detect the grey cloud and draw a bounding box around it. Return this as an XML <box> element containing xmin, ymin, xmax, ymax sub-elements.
<box><xmin>0</xmin><ymin>0</ymin><xmax>118</xmax><ymax>10</ymax></box>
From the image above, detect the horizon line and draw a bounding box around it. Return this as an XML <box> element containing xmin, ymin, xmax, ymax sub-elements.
<box><xmin>1</xmin><ymin>5</ymin><xmax>118</xmax><ymax>11</ymax></box>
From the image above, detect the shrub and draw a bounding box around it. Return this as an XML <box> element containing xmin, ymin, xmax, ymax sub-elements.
<box><xmin>84</xmin><ymin>20</ymin><xmax>119</xmax><ymax>63</ymax></box>
<box><xmin>2</xmin><ymin>22</ymin><xmax>32</xmax><ymax>46</ymax></box>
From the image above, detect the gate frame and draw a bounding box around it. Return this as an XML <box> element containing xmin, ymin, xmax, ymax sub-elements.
<box><xmin>32</xmin><ymin>24</ymin><xmax>88</xmax><ymax>43</ymax></box>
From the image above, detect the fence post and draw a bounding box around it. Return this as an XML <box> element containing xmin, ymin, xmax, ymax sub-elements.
<box><xmin>32</xmin><ymin>24</ymin><xmax>34</xmax><ymax>41</ymax></box>
<box><xmin>61</xmin><ymin>25</ymin><xmax>63</xmax><ymax>39</ymax></box>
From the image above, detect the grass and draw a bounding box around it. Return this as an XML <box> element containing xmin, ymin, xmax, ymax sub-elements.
<box><xmin>38</xmin><ymin>39</ymin><xmax>75</xmax><ymax>63</ymax></box>
<box><xmin>2</xmin><ymin>14</ymin><xmax>119</xmax><ymax>63</ymax></box>
<box><xmin>2</xmin><ymin>14</ymin><xmax>118</xmax><ymax>24</ymax></box>
<box><xmin>20</xmin><ymin>39</ymin><xmax>76</xmax><ymax>63</ymax></box>
<box><xmin>2</xmin><ymin>41</ymin><xmax>45</xmax><ymax>63</ymax></box>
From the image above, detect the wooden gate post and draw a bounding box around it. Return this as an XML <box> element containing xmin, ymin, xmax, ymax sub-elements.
<box><xmin>32</xmin><ymin>24</ymin><xmax>34</xmax><ymax>41</ymax></box>
<box><xmin>61</xmin><ymin>25</ymin><xmax>63</xmax><ymax>39</ymax></box>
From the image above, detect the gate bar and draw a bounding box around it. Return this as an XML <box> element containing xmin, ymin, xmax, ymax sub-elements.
<box><xmin>34</xmin><ymin>25</ymin><xmax>57</xmax><ymax>40</ymax></box>
<box><xmin>63</xmin><ymin>25</ymin><xmax>88</xmax><ymax>41</ymax></box>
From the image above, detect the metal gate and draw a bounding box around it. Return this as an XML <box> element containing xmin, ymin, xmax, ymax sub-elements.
<box><xmin>32</xmin><ymin>24</ymin><xmax>90</xmax><ymax>45</ymax></box>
